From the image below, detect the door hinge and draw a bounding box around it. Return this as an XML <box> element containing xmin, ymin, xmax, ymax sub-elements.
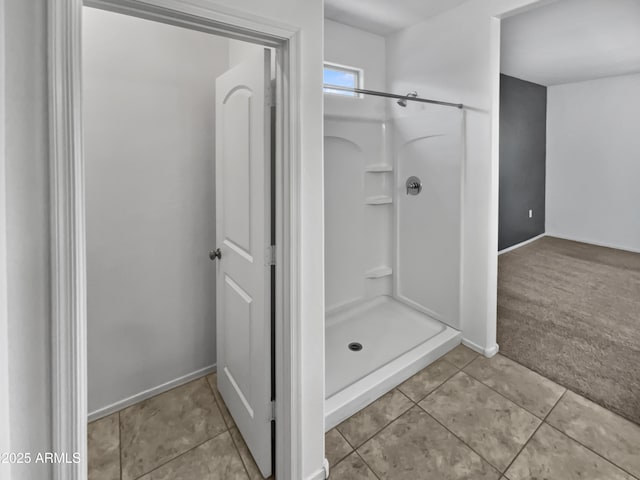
<box><xmin>270</xmin><ymin>400</ymin><xmax>276</xmax><ymax>421</ymax></box>
<box><xmin>270</xmin><ymin>83</ymin><xmax>277</xmax><ymax>107</ymax></box>
<box><xmin>267</xmin><ymin>245</ymin><xmax>276</xmax><ymax>266</ymax></box>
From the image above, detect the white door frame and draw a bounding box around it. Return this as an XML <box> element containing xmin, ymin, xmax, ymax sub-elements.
<box><xmin>48</xmin><ymin>1</ymin><xmax>303</xmax><ymax>479</ymax></box>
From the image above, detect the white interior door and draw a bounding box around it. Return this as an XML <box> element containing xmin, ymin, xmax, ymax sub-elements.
<box><xmin>215</xmin><ymin>48</ymin><xmax>272</xmax><ymax>478</ymax></box>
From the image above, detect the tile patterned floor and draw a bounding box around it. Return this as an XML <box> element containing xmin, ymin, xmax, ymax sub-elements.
<box><xmin>90</xmin><ymin>345</ymin><xmax>640</xmax><ymax>480</ymax></box>
<box><xmin>88</xmin><ymin>373</ymin><xmax>268</xmax><ymax>480</ymax></box>
<box><xmin>328</xmin><ymin>345</ymin><xmax>640</xmax><ymax>480</ymax></box>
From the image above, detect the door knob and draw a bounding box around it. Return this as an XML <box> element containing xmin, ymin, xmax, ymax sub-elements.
<box><xmin>209</xmin><ymin>248</ymin><xmax>222</xmax><ymax>261</ymax></box>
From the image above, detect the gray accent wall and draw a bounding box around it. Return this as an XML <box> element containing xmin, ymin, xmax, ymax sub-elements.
<box><xmin>499</xmin><ymin>74</ymin><xmax>547</xmax><ymax>251</ymax></box>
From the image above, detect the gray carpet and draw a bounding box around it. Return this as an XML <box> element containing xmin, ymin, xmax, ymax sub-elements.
<box><xmin>497</xmin><ymin>236</ymin><xmax>640</xmax><ymax>425</ymax></box>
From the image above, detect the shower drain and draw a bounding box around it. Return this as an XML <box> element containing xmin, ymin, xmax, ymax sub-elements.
<box><xmin>348</xmin><ymin>342</ymin><xmax>363</xmax><ymax>352</ymax></box>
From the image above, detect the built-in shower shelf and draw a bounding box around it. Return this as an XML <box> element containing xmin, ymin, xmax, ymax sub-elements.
<box><xmin>365</xmin><ymin>266</ymin><xmax>393</xmax><ymax>279</ymax></box>
<box><xmin>365</xmin><ymin>195</ymin><xmax>392</xmax><ymax>205</ymax></box>
<box><xmin>365</xmin><ymin>165</ymin><xmax>393</xmax><ymax>173</ymax></box>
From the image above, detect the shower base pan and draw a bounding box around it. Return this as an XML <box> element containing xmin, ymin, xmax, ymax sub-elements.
<box><xmin>325</xmin><ymin>295</ymin><xmax>461</xmax><ymax>430</ymax></box>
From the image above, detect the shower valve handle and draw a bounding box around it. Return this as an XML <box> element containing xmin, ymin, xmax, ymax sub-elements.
<box><xmin>406</xmin><ymin>176</ymin><xmax>422</xmax><ymax>195</ymax></box>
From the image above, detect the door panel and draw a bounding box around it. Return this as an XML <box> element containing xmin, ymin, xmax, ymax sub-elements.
<box><xmin>221</xmin><ymin>89</ymin><xmax>252</xmax><ymax>254</ymax></box>
<box><xmin>216</xmin><ymin>48</ymin><xmax>272</xmax><ymax>478</ymax></box>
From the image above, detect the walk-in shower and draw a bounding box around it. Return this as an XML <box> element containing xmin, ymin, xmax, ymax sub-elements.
<box><xmin>324</xmin><ymin>84</ymin><xmax>465</xmax><ymax>428</ymax></box>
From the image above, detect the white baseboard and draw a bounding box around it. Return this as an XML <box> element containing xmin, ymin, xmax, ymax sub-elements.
<box><xmin>306</xmin><ymin>460</ymin><xmax>329</xmax><ymax>480</ymax></box>
<box><xmin>498</xmin><ymin>233</ymin><xmax>545</xmax><ymax>255</ymax></box>
<box><xmin>88</xmin><ymin>364</ymin><xmax>217</xmax><ymax>422</ymax></box>
<box><xmin>462</xmin><ymin>338</ymin><xmax>499</xmax><ymax>358</ymax></box>
<box><xmin>545</xmin><ymin>232</ymin><xmax>640</xmax><ymax>254</ymax></box>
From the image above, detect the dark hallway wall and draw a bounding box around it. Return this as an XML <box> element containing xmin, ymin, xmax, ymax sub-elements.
<box><xmin>499</xmin><ymin>74</ymin><xmax>547</xmax><ymax>250</ymax></box>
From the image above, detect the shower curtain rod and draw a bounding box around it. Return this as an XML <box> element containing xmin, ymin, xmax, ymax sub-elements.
<box><xmin>324</xmin><ymin>84</ymin><xmax>464</xmax><ymax>109</ymax></box>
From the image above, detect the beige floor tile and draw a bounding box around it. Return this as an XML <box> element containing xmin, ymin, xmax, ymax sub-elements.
<box><xmin>229</xmin><ymin>427</ymin><xmax>272</xmax><ymax>480</ymax></box>
<box><xmin>120</xmin><ymin>377</ymin><xmax>227</xmax><ymax>480</ymax></box>
<box><xmin>441</xmin><ymin>344</ymin><xmax>478</xmax><ymax>368</ymax></box>
<box><xmin>337</xmin><ymin>389</ymin><xmax>413</xmax><ymax>448</ymax></box>
<box><xmin>546</xmin><ymin>390</ymin><xmax>640</xmax><ymax>478</ymax></box>
<box><xmin>464</xmin><ymin>354</ymin><xmax>565</xmax><ymax>418</ymax></box>
<box><xmin>325</xmin><ymin>428</ymin><xmax>353</xmax><ymax>468</ymax></box>
<box><xmin>358</xmin><ymin>406</ymin><xmax>500</xmax><ymax>480</ymax></box>
<box><xmin>207</xmin><ymin>373</ymin><xmax>236</xmax><ymax>429</ymax></box>
<box><xmin>419</xmin><ymin>372</ymin><xmax>540</xmax><ymax>471</ymax></box>
<box><xmin>88</xmin><ymin>413</ymin><xmax>120</xmax><ymax>480</ymax></box>
<box><xmin>398</xmin><ymin>357</ymin><xmax>459</xmax><ymax>402</ymax></box>
<box><xmin>329</xmin><ymin>452</ymin><xmax>378</xmax><ymax>480</ymax></box>
<box><xmin>138</xmin><ymin>431</ymin><xmax>248</xmax><ymax>480</ymax></box>
<box><xmin>506</xmin><ymin>424</ymin><xmax>635</xmax><ymax>480</ymax></box>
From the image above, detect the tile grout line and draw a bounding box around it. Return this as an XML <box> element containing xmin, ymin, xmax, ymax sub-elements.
<box><xmin>542</xmin><ymin>420</ymin><xmax>640</xmax><ymax>480</ymax></box>
<box><xmin>494</xmin><ymin>347</ymin><xmax>640</xmax><ymax>428</ymax></box>
<box><xmin>400</xmin><ymin>364</ymin><xmax>462</xmax><ymax>405</ymax></box>
<box><xmin>339</xmin><ymin>357</ymin><xmax>503</xmax><ymax>478</ymax></box>
<box><xmin>409</xmin><ymin>357</ymin><xmax>500</xmax><ymax>470</ymax></box>
<box><xmin>333</xmin><ymin>348</ymin><xmax>639</xmax><ymax>479</ymax></box>
<box><xmin>130</xmin><ymin>429</ymin><xmax>230</xmax><ymax>480</ymax></box>
<box><xmin>499</xmin><ymin>389</ymin><xmax>567</xmax><ymax>478</ymax></box>
<box><xmin>354</xmin><ymin>450</ymin><xmax>383</xmax><ymax>480</ymax></box>
<box><xmin>416</xmin><ymin>404</ymin><xmax>503</xmax><ymax>476</ymax></box>
<box><xmin>205</xmin><ymin>373</ymin><xmax>234</xmax><ymax>430</ymax></box>
<box><xmin>206</xmin><ymin>373</ymin><xmax>254</xmax><ymax>478</ymax></box>
<box><xmin>91</xmin><ymin>372</ymin><xmax>221</xmax><ymax>479</ymax></box>
<box><xmin>460</xmin><ymin>365</ymin><xmax>561</xmax><ymax>421</ymax></box>
<box><xmin>344</xmin><ymin>357</ymin><xmax>497</xmax><ymax>479</ymax></box>
<box><xmin>127</xmin><ymin>374</ymin><xmax>230</xmax><ymax>480</ymax></box>
<box><xmin>123</xmin><ymin>372</ymin><xmax>228</xmax><ymax>480</ymax></box>
<box><xmin>353</xmin><ymin>353</ymin><xmax>497</xmax><ymax>473</ymax></box>
<box><xmin>353</xmin><ymin>406</ymin><xmax>421</xmax><ymax>477</ymax></box>
<box><xmin>412</xmin><ymin>358</ymin><xmax>503</xmax><ymax>472</ymax></box>
<box><xmin>337</xmin><ymin>388</ymin><xmax>414</xmax><ymax>451</ymax></box>
<box><xmin>335</xmin><ymin>354</ymin><xmax>464</xmax><ymax>451</ymax></box>
<box><xmin>496</xmin><ymin>348</ymin><xmax>639</xmax><ymax>426</ymax></box>
<box><xmin>332</xmin><ymin>352</ymin><xmax>468</xmax><ymax>457</ymax></box>
<box><xmin>412</xmin><ymin>354</ymin><xmax>536</xmax><ymax>475</ymax></box>
<box><xmin>228</xmin><ymin>427</ymin><xmax>254</xmax><ymax>480</ymax></box>
<box><xmin>119</xmin><ymin>411</ymin><xmax>123</xmax><ymax>480</ymax></box>
<box><xmin>462</xmin><ymin>358</ymin><xmax>640</xmax><ymax>478</ymax></box>
<box><xmin>328</xmin><ymin>428</ymin><xmax>354</xmax><ymax>470</ymax></box>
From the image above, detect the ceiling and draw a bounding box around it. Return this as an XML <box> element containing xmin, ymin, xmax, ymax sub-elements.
<box><xmin>502</xmin><ymin>0</ymin><xmax>640</xmax><ymax>86</ymax></box>
<box><xmin>324</xmin><ymin>0</ymin><xmax>471</xmax><ymax>36</ymax></box>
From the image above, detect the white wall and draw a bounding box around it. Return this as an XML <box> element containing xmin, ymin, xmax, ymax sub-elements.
<box><xmin>0</xmin><ymin>1</ymin><xmax>13</xmax><ymax>479</ymax></box>
<box><xmin>3</xmin><ymin>1</ymin><xmax>52</xmax><ymax>479</ymax></box>
<box><xmin>546</xmin><ymin>73</ymin><xmax>640</xmax><ymax>252</ymax></box>
<box><xmin>324</xmin><ymin>19</ymin><xmax>387</xmax><ymax>119</ymax></box>
<box><xmin>228</xmin><ymin>40</ymin><xmax>265</xmax><ymax>67</ymax></box>
<box><xmin>2</xmin><ymin>0</ymin><xmax>325</xmax><ymax>478</ymax></box>
<box><xmin>501</xmin><ymin>0</ymin><xmax>640</xmax><ymax>87</ymax></box>
<box><xmin>83</xmin><ymin>8</ymin><xmax>230</xmax><ymax>415</ymax></box>
<box><xmin>386</xmin><ymin>0</ymin><xmax>546</xmax><ymax>355</ymax></box>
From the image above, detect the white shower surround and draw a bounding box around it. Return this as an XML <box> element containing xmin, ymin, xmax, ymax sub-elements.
<box><xmin>324</xmin><ymin>91</ymin><xmax>465</xmax><ymax>427</ymax></box>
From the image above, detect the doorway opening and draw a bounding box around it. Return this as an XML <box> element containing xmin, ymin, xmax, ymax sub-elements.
<box><xmin>495</xmin><ymin>0</ymin><xmax>640</xmax><ymax>426</ymax></box>
<box><xmin>82</xmin><ymin>6</ymin><xmax>276</xmax><ymax>479</ymax></box>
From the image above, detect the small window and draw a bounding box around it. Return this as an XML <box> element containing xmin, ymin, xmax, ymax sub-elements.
<box><xmin>323</xmin><ymin>62</ymin><xmax>362</xmax><ymax>97</ymax></box>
